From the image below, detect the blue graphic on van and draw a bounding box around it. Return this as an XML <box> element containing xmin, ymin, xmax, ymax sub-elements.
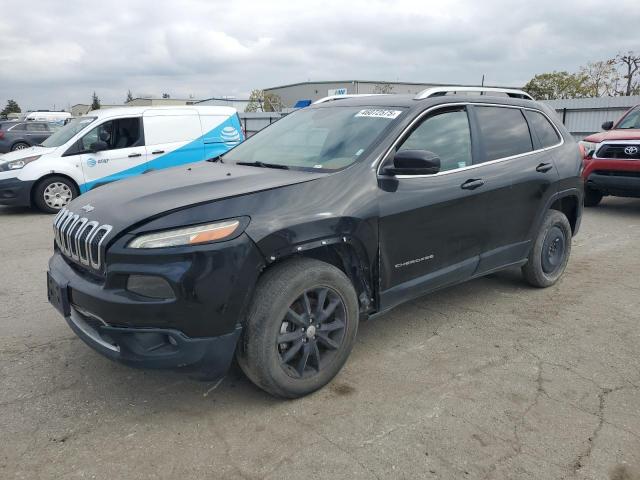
<box><xmin>86</xmin><ymin>158</ymin><xmax>97</xmax><ymax>167</ymax></box>
<box><xmin>220</xmin><ymin>126</ymin><xmax>241</xmax><ymax>146</ymax></box>
<box><xmin>79</xmin><ymin>115</ymin><xmax>244</xmax><ymax>193</ymax></box>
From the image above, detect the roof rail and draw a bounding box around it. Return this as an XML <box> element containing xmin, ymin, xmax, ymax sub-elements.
<box><xmin>414</xmin><ymin>86</ymin><xmax>533</xmax><ymax>101</ymax></box>
<box><xmin>313</xmin><ymin>94</ymin><xmax>390</xmax><ymax>104</ymax></box>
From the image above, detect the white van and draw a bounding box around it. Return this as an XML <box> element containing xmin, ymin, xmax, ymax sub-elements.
<box><xmin>0</xmin><ymin>106</ymin><xmax>243</xmax><ymax>212</ymax></box>
<box><xmin>24</xmin><ymin>111</ymin><xmax>72</xmax><ymax>123</ymax></box>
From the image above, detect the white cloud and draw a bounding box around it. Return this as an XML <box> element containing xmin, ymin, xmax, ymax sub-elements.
<box><xmin>0</xmin><ymin>0</ymin><xmax>639</xmax><ymax>110</ymax></box>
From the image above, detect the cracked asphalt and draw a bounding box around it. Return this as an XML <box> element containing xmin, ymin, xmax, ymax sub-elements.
<box><xmin>1</xmin><ymin>198</ymin><xmax>639</xmax><ymax>480</ymax></box>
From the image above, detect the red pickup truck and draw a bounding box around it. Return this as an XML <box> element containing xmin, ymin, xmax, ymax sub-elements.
<box><xmin>580</xmin><ymin>105</ymin><xmax>640</xmax><ymax>206</ymax></box>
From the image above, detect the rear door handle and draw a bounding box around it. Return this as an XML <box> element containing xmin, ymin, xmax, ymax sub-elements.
<box><xmin>536</xmin><ymin>162</ymin><xmax>553</xmax><ymax>173</ymax></box>
<box><xmin>128</xmin><ymin>153</ymin><xmax>142</xmax><ymax>158</ymax></box>
<box><xmin>461</xmin><ymin>178</ymin><xmax>485</xmax><ymax>190</ymax></box>
<box><xmin>151</xmin><ymin>150</ymin><xmax>165</xmax><ymax>155</ymax></box>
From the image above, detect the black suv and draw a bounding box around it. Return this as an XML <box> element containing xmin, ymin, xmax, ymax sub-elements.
<box><xmin>47</xmin><ymin>87</ymin><xmax>583</xmax><ymax>398</ymax></box>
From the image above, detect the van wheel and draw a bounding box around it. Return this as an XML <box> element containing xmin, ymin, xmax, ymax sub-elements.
<box><xmin>11</xmin><ymin>142</ymin><xmax>29</xmax><ymax>151</ymax></box>
<box><xmin>237</xmin><ymin>258</ymin><xmax>359</xmax><ymax>398</ymax></box>
<box><xmin>522</xmin><ymin>210</ymin><xmax>572</xmax><ymax>288</ymax></box>
<box><xmin>33</xmin><ymin>176</ymin><xmax>78</xmax><ymax>213</ymax></box>
<box><xmin>584</xmin><ymin>187</ymin><xmax>603</xmax><ymax>207</ymax></box>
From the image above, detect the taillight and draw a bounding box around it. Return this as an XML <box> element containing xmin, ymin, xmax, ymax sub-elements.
<box><xmin>0</xmin><ymin>130</ymin><xmax>4</xmax><ymax>140</ymax></box>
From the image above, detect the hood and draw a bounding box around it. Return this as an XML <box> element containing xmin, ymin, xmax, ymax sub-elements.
<box><xmin>0</xmin><ymin>145</ymin><xmax>55</xmax><ymax>162</ymax></box>
<box><xmin>583</xmin><ymin>129</ymin><xmax>640</xmax><ymax>143</ymax></box>
<box><xmin>66</xmin><ymin>161</ymin><xmax>326</xmax><ymax>232</ymax></box>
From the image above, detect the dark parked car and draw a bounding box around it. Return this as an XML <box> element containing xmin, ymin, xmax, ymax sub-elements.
<box><xmin>0</xmin><ymin>121</ymin><xmax>60</xmax><ymax>153</ymax></box>
<box><xmin>47</xmin><ymin>87</ymin><xmax>583</xmax><ymax>398</ymax></box>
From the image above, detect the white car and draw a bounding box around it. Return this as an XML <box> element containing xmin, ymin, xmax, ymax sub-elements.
<box><xmin>0</xmin><ymin>106</ymin><xmax>243</xmax><ymax>213</ymax></box>
<box><xmin>24</xmin><ymin>111</ymin><xmax>72</xmax><ymax>123</ymax></box>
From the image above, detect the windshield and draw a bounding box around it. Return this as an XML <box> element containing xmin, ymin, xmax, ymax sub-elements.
<box><xmin>224</xmin><ymin>106</ymin><xmax>406</xmax><ymax>171</ymax></box>
<box><xmin>41</xmin><ymin>116</ymin><xmax>97</xmax><ymax>147</ymax></box>
<box><xmin>617</xmin><ymin>107</ymin><xmax>640</xmax><ymax>129</ymax></box>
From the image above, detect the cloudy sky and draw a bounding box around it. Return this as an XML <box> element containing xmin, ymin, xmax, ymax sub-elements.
<box><xmin>1</xmin><ymin>0</ymin><xmax>639</xmax><ymax>110</ymax></box>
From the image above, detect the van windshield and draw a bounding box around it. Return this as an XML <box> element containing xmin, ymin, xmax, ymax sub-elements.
<box><xmin>41</xmin><ymin>116</ymin><xmax>97</xmax><ymax>148</ymax></box>
<box><xmin>223</xmin><ymin>106</ymin><xmax>406</xmax><ymax>171</ymax></box>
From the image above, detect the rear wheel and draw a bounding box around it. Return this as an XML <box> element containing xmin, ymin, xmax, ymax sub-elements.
<box><xmin>522</xmin><ymin>210</ymin><xmax>572</xmax><ymax>288</ymax></box>
<box><xmin>11</xmin><ymin>142</ymin><xmax>29</xmax><ymax>151</ymax></box>
<box><xmin>237</xmin><ymin>258</ymin><xmax>359</xmax><ymax>398</ymax></box>
<box><xmin>584</xmin><ymin>187</ymin><xmax>603</xmax><ymax>207</ymax></box>
<box><xmin>33</xmin><ymin>176</ymin><xmax>78</xmax><ymax>213</ymax></box>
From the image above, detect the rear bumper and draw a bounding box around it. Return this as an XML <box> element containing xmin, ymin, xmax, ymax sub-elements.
<box><xmin>65</xmin><ymin>305</ymin><xmax>241</xmax><ymax>377</ymax></box>
<box><xmin>0</xmin><ymin>177</ymin><xmax>33</xmax><ymax>206</ymax></box>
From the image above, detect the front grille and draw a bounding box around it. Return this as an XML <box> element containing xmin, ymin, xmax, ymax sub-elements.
<box><xmin>595</xmin><ymin>144</ymin><xmax>640</xmax><ymax>160</ymax></box>
<box><xmin>53</xmin><ymin>208</ymin><xmax>113</xmax><ymax>271</ymax></box>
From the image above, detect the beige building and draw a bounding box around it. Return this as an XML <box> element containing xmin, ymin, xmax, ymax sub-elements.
<box><xmin>70</xmin><ymin>104</ymin><xmax>121</xmax><ymax>117</ymax></box>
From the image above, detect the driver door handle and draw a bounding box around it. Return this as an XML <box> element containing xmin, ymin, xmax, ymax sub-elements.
<box><xmin>152</xmin><ymin>150</ymin><xmax>165</xmax><ymax>155</ymax></box>
<box><xmin>128</xmin><ymin>153</ymin><xmax>142</xmax><ymax>158</ymax></box>
<box><xmin>536</xmin><ymin>162</ymin><xmax>553</xmax><ymax>173</ymax></box>
<box><xmin>461</xmin><ymin>178</ymin><xmax>485</xmax><ymax>190</ymax></box>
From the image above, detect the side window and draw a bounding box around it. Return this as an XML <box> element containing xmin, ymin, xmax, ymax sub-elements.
<box><xmin>10</xmin><ymin>123</ymin><xmax>26</xmax><ymax>131</ymax></box>
<box><xmin>80</xmin><ymin>118</ymin><xmax>143</xmax><ymax>152</ymax></box>
<box><xmin>474</xmin><ymin>107</ymin><xmax>533</xmax><ymax>162</ymax></box>
<box><xmin>27</xmin><ymin>123</ymin><xmax>48</xmax><ymax>132</ymax></box>
<box><xmin>398</xmin><ymin>109</ymin><xmax>472</xmax><ymax>171</ymax></box>
<box><xmin>524</xmin><ymin>110</ymin><xmax>561</xmax><ymax>148</ymax></box>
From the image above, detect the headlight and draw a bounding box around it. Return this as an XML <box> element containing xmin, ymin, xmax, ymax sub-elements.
<box><xmin>128</xmin><ymin>219</ymin><xmax>241</xmax><ymax>249</ymax></box>
<box><xmin>578</xmin><ymin>141</ymin><xmax>598</xmax><ymax>158</ymax></box>
<box><xmin>0</xmin><ymin>155</ymin><xmax>41</xmax><ymax>171</ymax></box>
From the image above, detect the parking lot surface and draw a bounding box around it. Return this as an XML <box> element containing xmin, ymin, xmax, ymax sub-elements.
<box><xmin>1</xmin><ymin>198</ymin><xmax>639</xmax><ymax>480</ymax></box>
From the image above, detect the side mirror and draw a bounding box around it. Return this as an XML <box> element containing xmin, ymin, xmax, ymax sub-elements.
<box><xmin>602</xmin><ymin>121</ymin><xmax>614</xmax><ymax>131</ymax></box>
<box><xmin>90</xmin><ymin>140</ymin><xmax>108</xmax><ymax>152</ymax></box>
<box><xmin>384</xmin><ymin>150</ymin><xmax>441</xmax><ymax>176</ymax></box>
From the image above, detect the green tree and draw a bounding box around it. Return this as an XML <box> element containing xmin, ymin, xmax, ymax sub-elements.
<box><xmin>373</xmin><ymin>82</ymin><xmax>394</xmax><ymax>94</ymax></box>
<box><xmin>91</xmin><ymin>92</ymin><xmax>101</xmax><ymax>110</ymax></box>
<box><xmin>0</xmin><ymin>99</ymin><xmax>21</xmax><ymax>118</ymax></box>
<box><xmin>614</xmin><ymin>51</ymin><xmax>640</xmax><ymax>96</ymax></box>
<box><xmin>579</xmin><ymin>60</ymin><xmax>619</xmax><ymax>97</ymax></box>
<box><xmin>126</xmin><ymin>89</ymin><xmax>134</xmax><ymax>103</ymax></box>
<box><xmin>523</xmin><ymin>71</ymin><xmax>590</xmax><ymax>100</ymax></box>
<box><xmin>246</xmin><ymin>89</ymin><xmax>283</xmax><ymax>112</ymax></box>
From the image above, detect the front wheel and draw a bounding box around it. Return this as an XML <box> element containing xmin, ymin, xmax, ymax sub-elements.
<box><xmin>237</xmin><ymin>258</ymin><xmax>359</xmax><ymax>398</ymax></box>
<box><xmin>522</xmin><ymin>210</ymin><xmax>572</xmax><ymax>288</ymax></box>
<box><xmin>33</xmin><ymin>176</ymin><xmax>79</xmax><ymax>213</ymax></box>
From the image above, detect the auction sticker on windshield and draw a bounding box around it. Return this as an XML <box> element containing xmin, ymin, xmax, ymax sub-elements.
<box><xmin>355</xmin><ymin>109</ymin><xmax>402</xmax><ymax>119</ymax></box>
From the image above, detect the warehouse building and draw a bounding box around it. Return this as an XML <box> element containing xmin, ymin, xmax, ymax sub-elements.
<box><xmin>263</xmin><ymin>80</ymin><xmax>503</xmax><ymax>108</ymax></box>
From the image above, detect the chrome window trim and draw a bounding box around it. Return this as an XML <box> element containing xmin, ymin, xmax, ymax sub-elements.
<box><xmin>375</xmin><ymin>102</ymin><xmax>564</xmax><ymax>179</ymax></box>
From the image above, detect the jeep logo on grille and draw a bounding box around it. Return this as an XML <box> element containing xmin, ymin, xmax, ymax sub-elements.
<box><xmin>624</xmin><ymin>146</ymin><xmax>639</xmax><ymax>155</ymax></box>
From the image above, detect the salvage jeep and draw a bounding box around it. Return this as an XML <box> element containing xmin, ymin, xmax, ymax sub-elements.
<box><xmin>47</xmin><ymin>87</ymin><xmax>583</xmax><ymax>398</ymax></box>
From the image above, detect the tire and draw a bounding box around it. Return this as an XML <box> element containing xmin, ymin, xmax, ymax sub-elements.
<box><xmin>237</xmin><ymin>258</ymin><xmax>359</xmax><ymax>398</ymax></box>
<box><xmin>11</xmin><ymin>142</ymin><xmax>29</xmax><ymax>151</ymax></box>
<box><xmin>522</xmin><ymin>210</ymin><xmax>572</xmax><ymax>288</ymax></box>
<box><xmin>584</xmin><ymin>187</ymin><xmax>603</xmax><ymax>207</ymax></box>
<box><xmin>33</xmin><ymin>176</ymin><xmax>79</xmax><ymax>213</ymax></box>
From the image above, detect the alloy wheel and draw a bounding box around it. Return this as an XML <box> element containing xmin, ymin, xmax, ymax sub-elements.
<box><xmin>277</xmin><ymin>287</ymin><xmax>347</xmax><ymax>379</ymax></box>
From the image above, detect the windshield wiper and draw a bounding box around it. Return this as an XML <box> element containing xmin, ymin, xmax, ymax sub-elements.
<box><xmin>236</xmin><ymin>161</ymin><xmax>289</xmax><ymax>170</ymax></box>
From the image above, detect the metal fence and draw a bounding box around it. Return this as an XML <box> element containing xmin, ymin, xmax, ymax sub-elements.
<box><xmin>542</xmin><ymin>96</ymin><xmax>640</xmax><ymax>140</ymax></box>
<box><xmin>238</xmin><ymin>112</ymin><xmax>285</xmax><ymax>137</ymax></box>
